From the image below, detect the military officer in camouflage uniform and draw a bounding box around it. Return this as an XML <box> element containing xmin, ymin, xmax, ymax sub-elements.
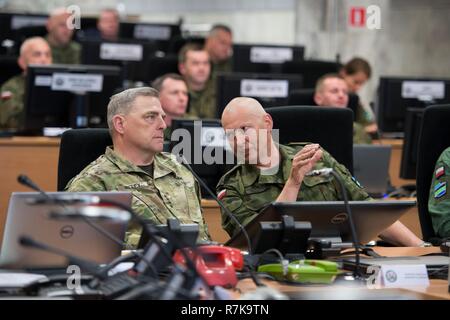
<box><xmin>428</xmin><ymin>147</ymin><xmax>450</xmax><ymax>238</ymax></box>
<box><xmin>0</xmin><ymin>37</ymin><xmax>52</xmax><ymax>129</ymax></box>
<box><xmin>204</xmin><ymin>24</ymin><xmax>233</xmax><ymax>79</ymax></box>
<box><xmin>314</xmin><ymin>73</ymin><xmax>372</xmax><ymax>144</ymax></box>
<box><xmin>216</xmin><ymin>97</ymin><xmax>424</xmax><ymax>247</ymax></box>
<box><xmin>151</xmin><ymin>73</ymin><xmax>190</xmax><ymax>141</ymax></box>
<box><xmin>178</xmin><ymin>43</ymin><xmax>217</xmax><ymax>119</ymax></box>
<box><xmin>45</xmin><ymin>8</ymin><xmax>81</xmax><ymax>64</ymax></box>
<box><xmin>66</xmin><ymin>87</ymin><xmax>211</xmax><ymax>247</ymax></box>
<box><xmin>340</xmin><ymin>57</ymin><xmax>378</xmax><ymax>135</ymax></box>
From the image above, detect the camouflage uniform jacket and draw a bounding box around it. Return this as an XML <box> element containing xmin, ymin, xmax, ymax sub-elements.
<box><xmin>65</xmin><ymin>147</ymin><xmax>211</xmax><ymax>247</ymax></box>
<box><xmin>0</xmin><ymin>74</ymin><xmax>25</xmax><ymax>129</ymax></box>
<box><xmin>428</xmin><ymin>147</ymin><xmax>450</xmax><ymax>238</ymax></box>
<box><xmin>46</xmin><ymin>36</ymin><xmax>81</xmax><ymax>64</ymax></box>
<box><xmin>187</xmin><ymin>78</ymin><xmax>217</xmax><ymax>119</ymax></box>
<box><xmin>217</xmin><ymin>143</ymin><xmax>370</xmax><ymax>236</ymax></box>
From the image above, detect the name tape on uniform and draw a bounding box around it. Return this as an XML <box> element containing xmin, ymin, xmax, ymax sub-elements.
<box><xmin>134</xmin><ymin>25</ymin><xmax>172</xmax><ymax>40</ymax></box>
<box><xmin>250</xmin><ymin>47</ymin><xmax>293</xmax><ymax>63</ymax></box>
<box><xmin>401</xmin><ymin>81</ymin><xmax>445</xmax><ymax>100</ymax></box>
<box><xmin>100</xmin><ymin>43</ymin><xmax>143</xmax><ymax>61</ymax></box>
<box><xmin>240</xmin><ymin>79</ymin><xmax>289</xmax><ymax>98</ymax></box>
<box><xmin>51</xmin><ymin>73</ymin><xmax>104</xmax><ymax>92</ymax></box>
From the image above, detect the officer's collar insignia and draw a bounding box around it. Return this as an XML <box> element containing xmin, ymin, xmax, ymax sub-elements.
<box><xmin>435</xmin><ymin>166</ymin><xmax>445</xmax><ymax>179</ymax></box>
<box><xmin>434</xmin><ymin>181</ymin><xmax>447</xmax><ymax>199</ymax></box>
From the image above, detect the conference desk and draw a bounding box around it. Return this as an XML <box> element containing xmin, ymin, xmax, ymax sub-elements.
<box><xmin>0</xmin><ymin>137</ymin><xmax>417</xmax><ymax>243</ymax></box>
<box><xmin>236</xmin><ymin>247</ymin><xmax>450</xmax><ymax>300</ymax></box>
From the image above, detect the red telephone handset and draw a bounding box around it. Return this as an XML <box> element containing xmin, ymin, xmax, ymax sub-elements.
<box><xmin>173</xmin><ymin>245</ymin><xmax>243</xmax><ymax>288</ymax></box>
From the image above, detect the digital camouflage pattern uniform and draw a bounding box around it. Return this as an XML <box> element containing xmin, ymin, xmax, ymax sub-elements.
<box><xmin>46</xmin><ymin>36</ymin><xmax>81</xmax><ymax>64</ymax></box>
<box><xmin>187</xmin><ymin>78</ymin><xmax>217</xmax><ymax>119</ymax></box>
<box><xmin>428</xmin><ymin>147</ymin><xmax>450</xmax><ymax>238</ymax></box>
<box><xmin>66</xmin><ymin>147</ymin><xmax>211</xmax><ymax>247</ymax></box>
<box><xmin>217</xmin><ymin>143</ymin><xmax>370</xmax><ymax>236</ymax></box>
<box><xmin>0</xmin><ymin>74</ymin><xmax>25</xmax><ymax>129</ymax></box>
<box><xmin>211</xmin><ymin>58</ymin><xmax>232</xmax><ymax>81</ymax></box>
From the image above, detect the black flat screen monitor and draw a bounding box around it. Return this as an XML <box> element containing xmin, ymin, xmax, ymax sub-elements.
<box><xmin>119</xmin><ymin>22</ymin><xmax>181</xmax><ymax>53</ymax></box>
<box><xmin>226</xmin><ymin>200</ymin><xmax>416</xmax><ymax>251</ymax></box>
<box><xmin>377</xmin><ymin>77</ymin><xmax>450</xmax><ymax>136</ymax></box>
<box><xmin>232</xmin><ymin>43</ymin><xmax>304</xmax><ymax>74</ymax></box>
<box><xmin>169</xmin><ymin>119</ymin><xmax>234</xmax><ymax>198</ymax></box>
<box><xmin>400</xmin><ymin>108</ymin><xmax>424</xmax><ymax>179</ymax></box>
<box><xmin>24</xmin><ymin>64</ymin><xmax>121</xmax><ymax>134</ymax></box>
<box><xmin>80</xmin><ymin>39</ymin><xmax>158</xmax><ymax>82</ymax></box>
<box><xmin>216</xmin><ymin>72</ymin><xmax>303</xmax><ymax>118</ymax></box>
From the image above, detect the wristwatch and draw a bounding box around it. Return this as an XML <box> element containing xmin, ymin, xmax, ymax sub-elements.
<box><xmin>419</xmin><ymin>241</ymin><xmax>433</xmax><ymax>247</ymax></box>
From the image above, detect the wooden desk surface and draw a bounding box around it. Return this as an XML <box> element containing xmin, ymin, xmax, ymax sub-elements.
<box><xmin>236</xmin><ymin>247</ymin><xmax>450</xmax><ymax>300</ymax></box>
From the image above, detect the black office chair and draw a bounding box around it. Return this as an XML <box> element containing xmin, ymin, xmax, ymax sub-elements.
<box><xmin>144</xmin><ymin>54</ymin><xmax>179</xmax><ymax>83</ymax></box>
<box><xmin>57</xmin><ymin>128</ymin><xmax>112</xmax><ymax>191</ymax></box>
<box><xmin>266</xmin><ymin>106</ymin><xmax>354</xmax><ymax>173</ymax></box>
<box><xmin>0</xmin><ymin>55</ymin><xmax>21</xmax><ymax>86</ymax></box>
<box><xmin>416</xmin><ymin>104</ymin><xmax>450</xmax><ymax>242</ymax></box>
<box><xmin>288</xmin><ymin>89</ymin><xmax>360</xmax><ymax>116</ymax></box>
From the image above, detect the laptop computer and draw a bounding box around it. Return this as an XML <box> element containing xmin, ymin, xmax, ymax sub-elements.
<box><xmin>226</xmin><ymin>200</ymin><xmax>416</xmax><ymax>250</ymax></box>
<box><xmin>0</xmin><ymin>191</ymin><xmax>132</xmax><ymax>269</ymax></box>
<box><xmin>353</xmin><ymin>144</ymin><xmax>392</xmax><ymax>198</ymax></box>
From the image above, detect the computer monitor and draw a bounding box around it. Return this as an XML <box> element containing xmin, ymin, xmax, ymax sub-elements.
<box><xmin>169</xmin><ymin>119</ymin><xmax>234</xmax><ymax>198</ymax></box>
<box><xmin>226</xmin><ymin>200</ymin><xmax>416</xmax><ymax>251</ymax></box>
<box><xmin>281</xmin><ymin>60</ymin><xmax>341</xmax><ymax>89</ymax></box>
<box><xmin>216</xmin><ymin>72</ymin><xmax>303</xmax><ymax>117</ymax></box>
<box><xmin>119</xmin><ymin>22</ymin><xmax>181</xmax><ymax>53</ymax></box>
<box><xmin>0</xmin><ymin>191</ymin><xmax>131</xmax><ymax>269</ymax></box>
<box><xmin>232</xmin><ymin>43</ymin><xmax>304</xmax><ymax>73</ymax></box>
<box><xmin>24</xmin><ymin>64</ymin><xmax>122</xmax><ymax>134</ymax></box>
<box><xmin>400</xmin><ymin>108</ymin><xmax>424</xmax><ymax>179</ymax></box>
<box><xmin>80</xmin><ymin>39</ymin><xmax>158</xmax><ymax>82</ymax></box>
<box><xmin>376</xmin><ymin>77</ymin><xmax>450</xmax><ymax>136</ymax></box>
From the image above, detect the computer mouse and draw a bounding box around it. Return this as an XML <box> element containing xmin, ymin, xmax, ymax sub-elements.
<box><xmin>440</xmin><ymin>241</ymin><xmax>450</xmax><ymax>255</ymax></box>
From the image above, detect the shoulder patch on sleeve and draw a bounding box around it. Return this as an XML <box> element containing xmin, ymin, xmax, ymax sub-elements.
<box><xmin>434</xmin><ymin>181</ymin><xmax>447</xmax><ymax>199</ymax></box>
<box><xmin>1</xmin><ymin>91</ymin><xmax>12</xmax><ymax>100</ymax></box>
<box><xmin>351</xmin><ymin>176</ymin><xmax>363</xmax><ymax>188</ymax></box>
<box><xmin>217</xmin><ymin>189</ymin><xmax>227</xmax><ymax>200</ymax></box>
<box><xmin>435</xmin><ymin>166</ymin><xmax>445</xmax><ymax>179</ymax></box>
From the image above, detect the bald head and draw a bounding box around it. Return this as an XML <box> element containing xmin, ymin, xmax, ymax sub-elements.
<box><xmin>18</xmin><ymin>37</ymin><xmax>52</xmax><ymax>72</ymax></box>
<box><xmin>222</xmin><ymin>97</ymin><xmax>268</xmax><ymax>128</ymax></box>
<box><xmin>46</xmin><ymin>8</ymin><xmax>74</xmax><ymax>46</ymax></box>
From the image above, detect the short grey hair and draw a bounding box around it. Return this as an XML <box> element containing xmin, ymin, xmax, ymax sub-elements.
<box><xmin>107</xmin><ymin>87</ymin><xmax>159</xmax><ymax>133</ymax></box>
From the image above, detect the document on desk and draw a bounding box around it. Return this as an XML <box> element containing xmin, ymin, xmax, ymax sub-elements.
<box><xmin>0</xmin><ymin>273</ymin><xmax>48</xmax><ymax>288</ymax></box>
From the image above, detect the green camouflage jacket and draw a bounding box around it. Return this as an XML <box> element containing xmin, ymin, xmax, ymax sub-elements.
<box><xmin>216</xmin><ymin>143</ymin><xmax>370</xmax><ymax>236</ymax></box>
<box><xmin>428</xmin><ymin>147</ymin><xmax>450</xmax><ymax>238</ymax></box>
<box><xmin>65</xmin><ymin>147</ymin><xmax>211</xmax><ymax>247</ymax></box>
<box><xmin>353</xmin><ymin>122</ymin><xmax>372</xmax><ymax>145</ymax></box>
<box><xmin>46</xmin><ymin>36</ymin><xmax>81</xmax><ymax>64</ymax></box>
<box><xmin>187</xmin><ymin>78</ymin><xmax>217</xmax><ymax>119</ymax></box>
<box><xmin>0</xmin><ymin>74</ymin><xmax>25</xmax><ymax>129</ymax></box>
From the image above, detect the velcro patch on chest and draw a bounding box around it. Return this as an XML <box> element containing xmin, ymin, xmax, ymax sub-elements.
<box><xmin>124</xmin><ymin>182</ymin><xmax>149</xmax><ymax>189</ymax></box>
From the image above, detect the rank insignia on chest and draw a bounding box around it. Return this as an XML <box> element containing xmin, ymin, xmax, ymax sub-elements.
<box><xmin>434</xmin><ymin>181</ymin><xmax>447</xmax><ymax>199</ymax></box>
<box><xmin>435</xmin><ymin>166</ymin><xmax>445</xmax><ymax>179</ymax></box>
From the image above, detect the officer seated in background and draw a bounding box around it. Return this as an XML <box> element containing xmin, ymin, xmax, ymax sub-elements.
<box><xmin>314</xmin><ymin>73</ymin><xmax>372</xmax><ymax>144</ymax></box>
<box><xmin>0</xmin><ymin>37</ymin><xmax>52</xmax><ymax>130</ymax></box>
<box><xmin>65</xmin><ymin>87</ymin><xmax>211</xmax><ymax>247</ymax></box>
<box><xmin>45</xmin><ymin>7</ymin><xmax>81</xmax><ymax>64</ymax></box>
<box><xmin>204</xmin><ymin>24</ymin><xmax>234</xmax><ymax>77</ymax></box>
<box><xmin>178</xmin><ymin>43</ymin><xmax>216</xmax><ymax>119</ymax></box>
<box><xmin>151</xmin><ymin>73</ymin><xmax>190</xmax><ymax>141</ymax></box>
<box><xmin>428</xmin><ymin>147</ymin><xmax>450</xmax><ymax>238</ymax></box>
<box><xmin>216</xmin><ymin>97</ymin><xmax>425</xmax><ymax>247</ymax></box>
